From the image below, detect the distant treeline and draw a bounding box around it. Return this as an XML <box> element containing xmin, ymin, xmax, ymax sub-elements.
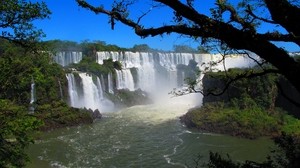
<box><xmin>41</xmin><ymin>40</ymin><xmax>207</xmax><ymax>55</ymax></box>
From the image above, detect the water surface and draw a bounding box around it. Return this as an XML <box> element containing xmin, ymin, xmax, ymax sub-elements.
<box><xmin>27</xmin><ymin>94</ymin><xmax>273</xmax><ymax>168</ymax></box>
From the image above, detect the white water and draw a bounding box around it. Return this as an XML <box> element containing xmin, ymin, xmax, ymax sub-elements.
<box><xmin>30</xmin><ymin>78</ymin><xmax>35</xmax><ymax>104</ymax></box>
<box><xmin>66</xmin><ymin>73</ymin><xmax>114</xmax><ymax>112</ymax></box>
<box><xmin>96</xmin><ymin>51</ymin><xmax>257</xmax><ymax>93</ymax></box>
<box><xmin>29</xmin><ymin>78</ymin><xmax>36</xmax><ymax>113</ymax></box>
<box><xmin>108</xmin><ymin>73</ymin><xmax>114</xmax><ymax>94</ymax></box>
<box><xmin>54</xmin><ymin>51</ymin><xmax>82</xmax><ymax>67</ymax></box>
<box><xmin>65</xmin><ymin>51</ymin><xmax>258</xmax><ymax>112</ymax></box>
<box><xmin>115</xmin><ymin>69</ymin><xmax>135</xmax><ymax>91</ymax></box>
<box><xmin>66</xmin><ymin>73</ymin><xmax>80</xmax><ymax>108</ymax></box>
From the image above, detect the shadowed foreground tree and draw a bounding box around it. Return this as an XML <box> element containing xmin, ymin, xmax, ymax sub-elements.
<box><xmin>0</xmin><ymin>0</ymin><xmax>50</xmax><ymax>47</ymax></box>
<box><xmin>76</xmin><ymin>0</ymin><xmax>300</xmax><ymax>96</ymax></box>
<box><xmin>1</xmin><ymin>0</ymin><xmax>51</xmax><ymax>167</ymax></box>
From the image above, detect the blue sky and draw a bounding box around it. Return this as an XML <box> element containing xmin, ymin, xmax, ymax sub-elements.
<box><xmin>34</xmin><ymin>0</ymin><xmax>200</xmax><ymax>51</ymax></box>
<box><xmin>34</xmin><ymin>0</ymin><xmax>299</xmax><ymax>52</ymax></box>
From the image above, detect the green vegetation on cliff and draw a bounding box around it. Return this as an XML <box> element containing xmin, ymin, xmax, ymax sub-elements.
<box><xmin>181</xmin><ymin>68</ymin><xmax>300</xmax><ymax>139</ymax></box>
<box><xmin>0</xmin><ymin>38</ymin><xmax>94</xmax><ymax>167</ymax></box>
<box><xmin>181</xmin><ymin>68</ymin><xmax>300</xmax><ymax>167</ymax></box>
<box><xmin>0</xmin><ymin>99</ymin><xmax>42</xmax><ymax>167</ymax></box>
<box><xmin>69</xmin><ymin>56</ymin><xmax>122</xmax><ymax>76</ymax></box>
<box><xmin>182</xmin><ymin>102</ymin><xmax>300</xmax><ymax>139</ymax></box>
<box><xmin>203</xmin><ymin>68</ymin><xmax>279</xmax><ymax>110</ymax></box>
<box><xmin>35</xmin><ymin>101</ymin><xmax>93</xmax><ymax>131</ymax></box>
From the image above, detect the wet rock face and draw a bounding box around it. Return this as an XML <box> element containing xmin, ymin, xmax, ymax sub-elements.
<box><xmin>92</xmin><ymin>109</ymin><xmax>102</xmax><ymax>119</ymax></box>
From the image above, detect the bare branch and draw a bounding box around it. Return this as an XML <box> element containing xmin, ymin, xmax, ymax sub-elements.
<box><xmin>137</xmin><ymin>4</ymin><xmax>160</xmax><ymax>24</ymax></box>
<box><xmin>246</xmin><ymin>5</ymin><xmax>277</xmax><ymax>24</ymax></box>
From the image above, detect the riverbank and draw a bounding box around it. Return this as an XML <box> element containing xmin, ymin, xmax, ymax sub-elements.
<box><xmin>34</xmin><ymin>89</ymin><xmax>153</xmax><ymax>132</ymax></box>
<box><xmin>180</xmin><ymin>102</ymin><xmax>300</xmax><ymax>139</ymax></box>
<box><xmin>33</xmin><ymin>101</ymin><xmax>95</xmax><ymax>132</ymax></box>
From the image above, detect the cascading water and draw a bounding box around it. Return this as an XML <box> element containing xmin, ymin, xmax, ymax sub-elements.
<box><xmin>54</xmin><ymin>51</ymin><xmax>82</xmax><ymax>67</ymax></box>
<box><xmin>108</xmin><ymin>73</ymin><xmax>114</xmax><ymax>94</ymax></box>
<box><xmin>66</xmin><ymin>73</ymin><xmax>80</xmax><ymax>108</ymax></box>
<box><xmin>96</xmin><ymin>77</ymin><xmax>104</xmax><ymax>99</ymax></box>
<box><xmin>116</xmin><ymin>69</ymin><xmax>135</xmax><ymax>91</ymax></box>
<box><xmin>66</xmin><ymin>73</ymin><xmax>114</xmax><ymax>112</ymax></box>
<box><xmin>66</xmin><ymin>51</ymin><xmax>257</xmax><ymax>111</ymax></box>
<box><xmin>29</xmin><ymin>77</ymin><xmax>36</xmax><ymax>113</ymax></box>
<box><xmin>30</xmin><ymin>78</ymin><xmax>35</xmax><ymax>104</ymax></box>
<box><xmin>78</xmin><ymin>73</ymin><xmax>103</xmax><ymax>110</ymax></box>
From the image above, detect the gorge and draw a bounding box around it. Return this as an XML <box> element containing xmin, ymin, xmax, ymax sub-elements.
<box><xmin>26</xmin><ymin>50</ymin><xmax>274</xmax><ymax>168</ymax></box>
<box><xmin>54</xmin><ymin>51</ymin><xmax>257</xmax><ymax>112</ymax></box>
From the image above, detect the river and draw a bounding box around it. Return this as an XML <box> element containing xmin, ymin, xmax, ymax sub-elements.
<box><xmin>27</xmin><ymin>93</ymin><xmax>273</xmax><ymax>168</ymax></box>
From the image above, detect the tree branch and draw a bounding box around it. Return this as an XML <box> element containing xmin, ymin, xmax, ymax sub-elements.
<box><xmin>264</xmin><ymin>0</ymin><xmax>300</xmax><ymax>37</ymax></box>
<box><xmin>246</xmin><ymin>5</ymin><xmax>277</xmax><ymax>24</ymax></box>
<box><xmin>77</xmin><ymin>0</ymin><xmax>300</xmax><ymax>94</ymax></box>
<box><xmin>257</xmin><ymin>32</ymin><xmax>300</xmax><ymax>46</ymax></box>
<box><xmin>216</xmin><ymin>0</ymin><xmax>255</xmax><ymax>32</ymax></box>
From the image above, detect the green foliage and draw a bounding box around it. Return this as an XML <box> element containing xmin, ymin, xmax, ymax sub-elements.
<box><xmin>270</xmin><ymin>133</ymin><xmax>300</xmax><ymax>168</ymax></box>
<box><xmin>0</xmin><ymin>0</ymin><xmax>51</xmax><ymax>46</ymax></box>
<box><xmin>0</xmin><ymin>39</ymin><xmax>67</xmax><ymax>105</ymax></box>
<box><xmin>281</xmin><ymin>115</ymin><xmax>300</xmax><ymax>136</ymax></box>
<box><xmin>184</xmin><ymin>67</ymin><xmax>300</xmax><ymax>167</ymax></box>
<box><xmin>207</xmin><ymin>152</ymin><xmax>240</xmax><ymax>168</ymax></box>
<box><xmin>0</xmin><ymin>99</ymin><xmax>42</xmax><ymax>168</ymax></box>
<box><xmin>204</xmin><ymin>68</ymin><xmax>279</xmax><ymax>110</ymax></box>
<box><xmin>183</xmin><ymin>102</ymin><xmax>300</xmax><ymax>139</ymax></box>
<box><xmin>70</xmin><ymin>56</ymin><xmax>121</xmax><ymax>77</ymax></box>
<box><xmin>34</xmin><ymin>101</ymin><xmax>93</xmax><ymax>131</ymax></box>
<box><xmin>131</xmin><ymin>44</ymin><xmax>151</xmax><ymax>52</ymax></box>
<box><xmin>41</xmin><ymin>40</ymin><xmax>80</xmax><ymax>52</ymax></box>
<box><xmin>80</xmin><ymin>40</ymin><xmax>126</xmax><ymax>56</ymax></box>
<box><xmin>173</xmin><ymin>45</ymin><xmax>198</xmax><ymax>53</ymax></box>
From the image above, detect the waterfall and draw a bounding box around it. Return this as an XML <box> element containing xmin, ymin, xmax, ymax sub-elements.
<box><xmin>66</xmin><ymin>73</ymin><xmax>80</xmax><ymax>108</ymax></box>
<box><xmin>64</xmin><ymin>51</ymin><xmax>257</xmax><ymax>112</ymax></box>
<box><xmin>29</xmin><ymin>77</ymin><xmax>36</xmax><ymax>113</ymax></box>
<box><xmin>58</xmin><ymin>80</ymin><xmax>63</xmax><ymax>100</ymax></box>
<box><xmin>78</xmin><ymin>73</ymin><xmax>102</xmax><ymax>110</ymax></box>
<box><xmin>66</xmin><ymin>73</ymin><xmax>114</xmax><ymax>112</ymax></box>
<box><xmin>54</xmin><ymin>51</ymin><xmax>82</xmax><ymax>66</ymax></box>
<box><xmin>108</xmin><ymin>73</ymin><xmax>114</xmax><ymax>94</ymax></box>
<box><xmin>169</xmin><ymin>71</ymin><xmax>178</xmax><ymax>88</ymax></box>
<box><xmin>30</xmin><ymin>78</ymin><xmax>35</xmax><ymax>104</ymax></box>
<box><xmin>101</xmin><ymin>75</ymin><xmax>106</xmax><ymax>92</ymax></box>
<box><xmin>116</xmin><ymin>69</ymin><xmax>135</xmax><ymax>91</ymax></box>
<box><xmin>96</xmin><ymin>77</ymin><xmax>104</xmax><ymax>99</ymax></box>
